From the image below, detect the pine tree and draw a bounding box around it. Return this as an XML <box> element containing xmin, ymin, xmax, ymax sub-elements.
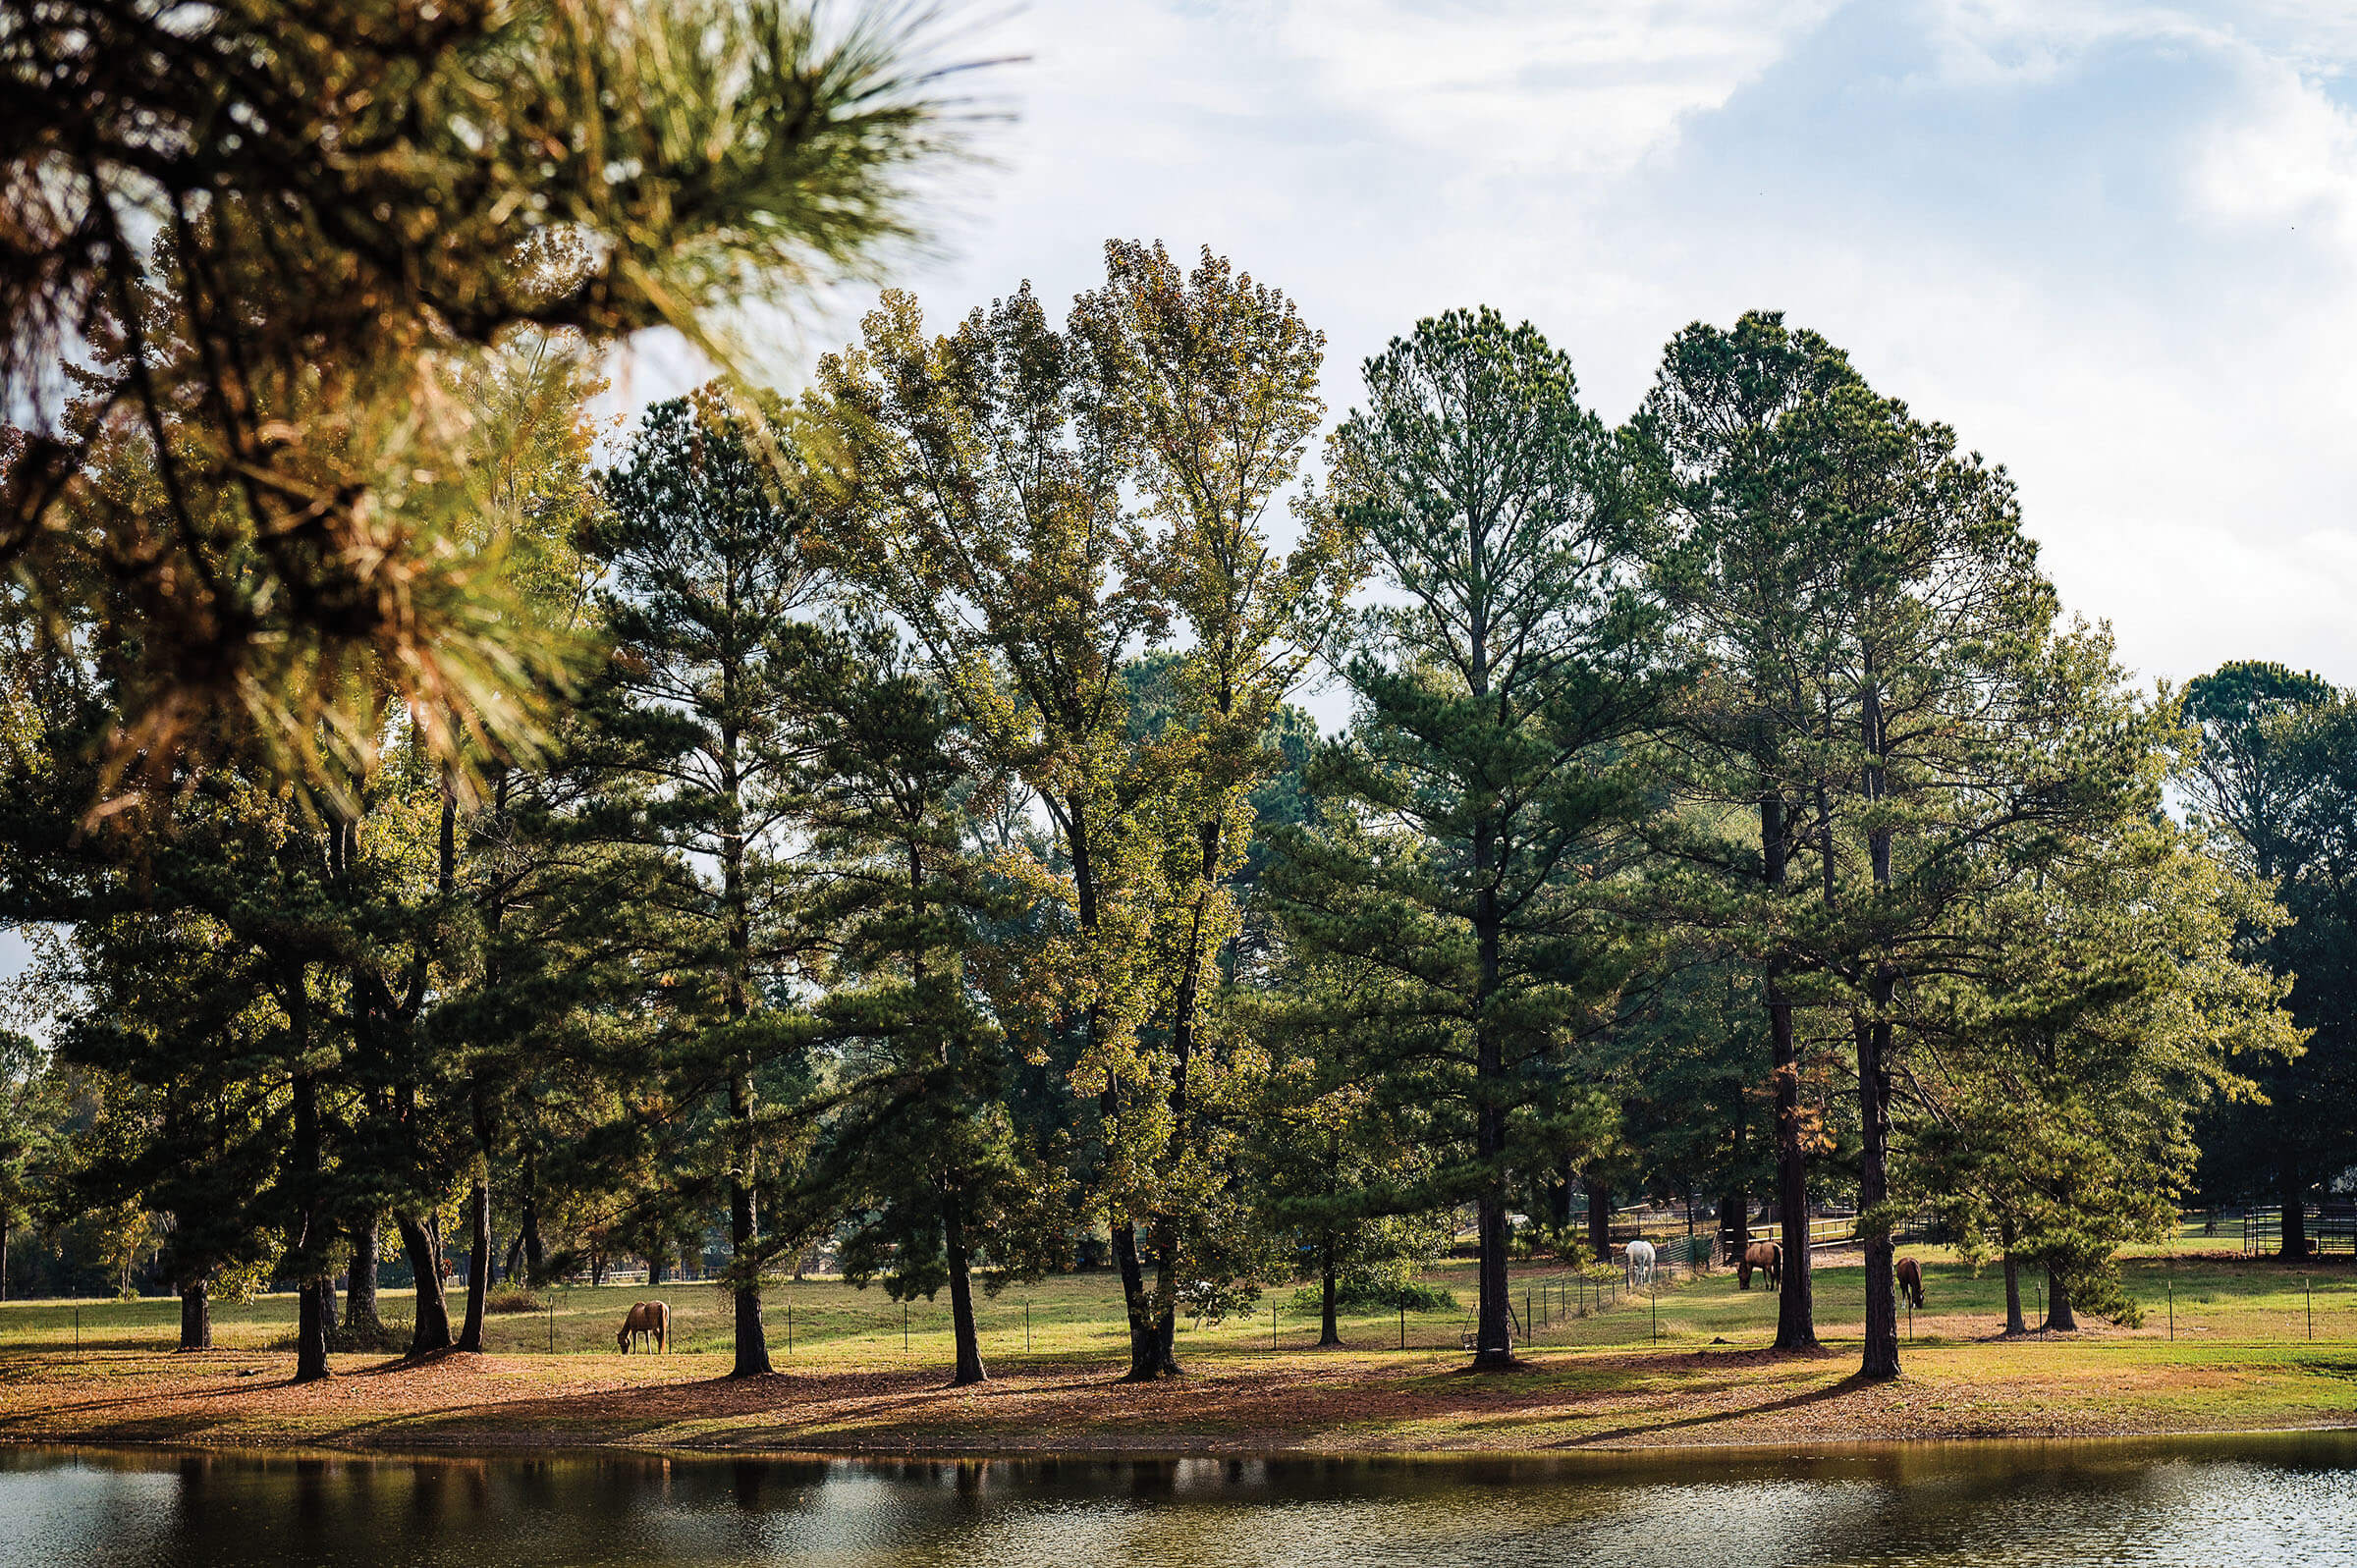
<box><xmin>5</xmin><ymin>0</ymin><xmax>969</xmax><ymax>785</ymax></box>
<box><xmin>1272</xmin><ymin>308</ymin><xmax>1679</xmax><ymax>1369</ymax></box>
<box><xmin>792</xmin><ymin>620</ymin><xmax>1064</xmax><ymax>1386</ymax></box>
<box><xmin>1635</xmin><ymin>311</ymin><xmax>1870</xmax><ymax>1349</ymax></box>
<box><xmin>597</xmin><ymin>384</ymin><xmax>829</xmax><ymax>1378</ymax></box>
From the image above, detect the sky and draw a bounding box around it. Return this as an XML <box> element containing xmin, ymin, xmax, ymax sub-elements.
<box><xmin>611</xmin><ymin>0</ymin><xmax>2357</xmax><ymax>701</ymax></box>
<box><xmin>9</xmin><ymin>0</ymin><xmax>2356</xmax><ymax>1003</ymax></box>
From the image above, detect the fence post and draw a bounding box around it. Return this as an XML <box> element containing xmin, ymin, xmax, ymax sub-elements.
<box><xmin>1024</xmin><ymin>1300</ymin><xmax>1031</xmax><ymax>1352</ymax></box>
<box><xmin>1271</xmin><ymin>1301</ymin><xmax>1278</xmax><ymax>1352</ymax></box>
<box><xmin>903</xmin><ymin>1302</ymin><xmax>908</xmax><ymax>1353</ymax></box>
<box><xmin>1398</xmin><ymin>1303</ymin><xmax>1405</xmax><ymax>1351</ymax></box>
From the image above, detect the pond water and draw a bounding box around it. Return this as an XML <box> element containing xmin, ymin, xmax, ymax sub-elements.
<box><xmin>3</xmin><ymin>1435</ymin><xmax>2354</xmax><ymax>1567</ymax></box>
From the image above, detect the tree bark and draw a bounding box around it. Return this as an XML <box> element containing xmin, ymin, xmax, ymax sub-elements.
<box><xmin>456</xmin><ymin>1176</ymin><xmax>490</xmax><ymax>1352</ymax></box>
<box><xmin>296</xmin><ymin>1279</ymin><xmax>330</xmax><ymax>1381</ymax></box>
<box><xmin>715</xmin><ymin>694</ymin><xmax>774</xmax><ymax>1380</ymax></box>
<box><xmin>2001</xmin><ymin>1249</ymin><xmax>2025</xmax><ymax>1335</ymax></box>
<box><xmin>727</xmin><ymin>1064</ymin><xmax>772</xmax><ymax>1378</ymax></box>
<box><xmin>1318</xmin><ymin>1233</ymin><xmax>1343</xmax><ymax>1348</ymax></box>
<box><xmin>1855</xmin><ymin>1005</ymin><xmax>1900</xmax><ymax>1379</ymax></box>
<box><xmin>398</xmin><ymin>1213</ymin><xmax>453</xmax><ymax>1354</ymax></box>
<box><xmin>519</xmin><ymin>1147</ymin><xmax>545</xmax><ymax>1286</ymax></box>
<box><xmin>2280</xmin><ymin>1160</ymin><xmax>2309</xmax><ymax>1260</ymax></box>
<box><xmin>179</xmin><ymin>1279</ymin><xmax>211</xmax><ymax>1350</ymax></box>
<box><xmin>1113</xmin><ymin>1218</ymin><xmax>1169</xmax><ymax>1380</ymax></box>
<box><xmin>1142</xmin><ymin>816</ymin><xmax>1227</xmax><ymax>1381</ymax></box>
<box><xmin>291</xmin><ymin>1068</ymin><xmax>330</xmax><ymax>1383</ymax></box>
<box><xmin>944</xmin><ymin>1183</ymin><xmax>986</xmax><ymax>1386</ymax></box>
<box><xmin>1854</xmin><ymin>683</ymin><xmax>1899</xmax><ymax>1380</ymax></box>
<box><xmin>1762</xmin><ymin>793</ymin><xmax>1818</xmax><ymax>1350</ymax></box>
<box><xmin>1467</xmin><ymin>824</ymin><xmax>1515</xmax><ymax>1370</ymax></box>
<box><xmin>346</xmin><ymin>1213</ymin><xmax>381</xmax><ymax>1335</ymax></box>
<box><xmin>2044</xmin><ymin>1263</ymin><xmax>2078</xmax><ymax>1331</ymax></box>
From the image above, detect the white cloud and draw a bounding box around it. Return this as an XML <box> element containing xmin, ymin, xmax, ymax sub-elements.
<box><xmin>606</xmin><ymin>0</ymin><xmax>2357</xmax><ymax>692</ymax></box>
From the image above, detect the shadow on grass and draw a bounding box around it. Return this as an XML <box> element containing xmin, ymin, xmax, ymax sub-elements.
<box><xmin>1561</xmin><ymin>1370</ymin><xmax>1883</xmax><ymax>1447</ymax></box>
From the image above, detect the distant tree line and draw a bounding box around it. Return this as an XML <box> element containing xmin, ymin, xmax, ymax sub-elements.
<box><xmin>4</xmin><ymin>220</ymin><xmax>2326</xmax><ymax>1393</ymax></box>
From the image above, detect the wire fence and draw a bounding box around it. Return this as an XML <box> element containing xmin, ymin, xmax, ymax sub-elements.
<box><xmin>12</xmin><ymin>1238</ymin><xmax>2354</xmax><ymax>1359</ymax></box>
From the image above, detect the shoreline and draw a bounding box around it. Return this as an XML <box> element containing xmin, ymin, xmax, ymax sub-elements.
<box><xmin>9</xmin><ymin>1421</ymin><xmax>2357</xmax><ymax>1466</ymax></box>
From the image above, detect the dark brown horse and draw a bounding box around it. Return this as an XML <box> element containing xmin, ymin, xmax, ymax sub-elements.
<box><xmin>1737</xmin><ymin>1239</ymin><xmax>1781</xmax><ymax>1290</ymax></box>
<box><xmin>1894</xmin><ymin>1257</ymin><xmax>1924</xmax><ymax>1310</ymax></box>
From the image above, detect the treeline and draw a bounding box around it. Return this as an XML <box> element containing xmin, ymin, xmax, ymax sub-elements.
<box><xmin>0</xmin><ymin>239</ymin><xmax>2330</xmax><ymax>1392</ymax></box>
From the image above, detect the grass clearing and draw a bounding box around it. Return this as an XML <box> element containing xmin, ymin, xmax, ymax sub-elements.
<box><xmin>3</xmin><ymin>1239</ymin><xmax>2352</xmax><ymax>1455</ymax></box>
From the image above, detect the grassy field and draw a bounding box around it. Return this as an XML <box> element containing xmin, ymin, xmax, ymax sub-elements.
<box><xmin>2</xmin><ymin>1228</ymin><xmax>2351</xmax><ymax>1456</ymax></box>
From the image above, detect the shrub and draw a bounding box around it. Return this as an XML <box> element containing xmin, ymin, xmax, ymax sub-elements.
<box><xmin>486</xmin><ymin>1289</ymin><xmax>546</xmax><ymax>1315</ymax></box>
<box><xmin>1288</xmin><ymin>1278</ymin><xmax>1457</xmax><ymax>1314</ymax></box>
<box><xmin>327</xmin><ymin>1319</ymin><xmax>410</xmax><ymax>1354</ymax></box>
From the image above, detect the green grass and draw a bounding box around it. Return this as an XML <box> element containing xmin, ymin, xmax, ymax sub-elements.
<box><xmin>4</xmin><ymin>1241</ymin><xmax>2351</xmax><ymax>1367</ymax></box>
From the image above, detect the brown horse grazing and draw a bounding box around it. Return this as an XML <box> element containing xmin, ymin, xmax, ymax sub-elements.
<box><xmin>616</xmin><ymin>1300</ymin><xmax>670</xmax><ymax>1354</ymax></box>
<box><xmin>1737</xmin><ymin>1239</ymin><xmax>1781</xmax><ymax>1290</ymax></box>
<box><xmin>1894</xmin><ymin>1257</ymin><xmax>1925</xmax><ymax>1310</ymax></box>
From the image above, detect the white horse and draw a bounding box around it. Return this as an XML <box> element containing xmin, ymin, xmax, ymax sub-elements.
<box><xmin>1624</xmin><ymin>1239</ymin><xmax>1657</xmax><ymax>1288</ymax></box>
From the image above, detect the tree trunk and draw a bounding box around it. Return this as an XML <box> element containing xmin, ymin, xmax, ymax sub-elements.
<box><xmin>1318</xmin><ymin>1233</ymin><xmax>1343</xmax><ymax>1348</ymax></box>
<box><xmin>1771</xmin><ymin>988</ymin><xmax>1817</xmax><ymax>1350</ymax></box>
<box><xmin>944</xmin><ymin>1183</ymin><xmax>986</xmax><ymax>1386</ymax></box>
<box><xmin>728</xmin><ymin>1064</ymin><xmax>772</xmax><ymax>1378</ymax></box>
<box><xmin>179</xmin><ymin>1279</ymin><xmax>212</xmax><ymax>1350</ymax></box>
<box><xmin>347</xmin><ymin>1213</ymin><xmax>381</xmax><ymax>1335</ymax></box>
<box><xmin>519</xmin><ymin>1148</ymin><xmax>545</xmax><ymax>1286</ymax></box>
<box><xmin>1762</xmin><ymin>793</ymin><xmax>1818</xmax><ymax>1351</ymax></box>
<box><xmin>2045</xmin><ymin>1263</ymin><xmax>2078</xmax><ymax>1331</ymax></box>
<box><xmin>1144</xmin><ymin>1217</ymin><xmax>1184</xmax><ymax>1378</ymax></box>
<box><xmin>1140</xmin><ymin>816</ymin><xmax>1227</xmax><ymax>1382</ymax></box>
<box><xmin>319</xmin><ymin>1269</ymin><xmax>339</xmax><ymax>1342</ymax></box>
<box><xmin>650</xmin><ymin>1256</ymin><xmax>668</xmax><ymax>1288</ymax></box>
<box><xmin>1855</xmin><ymin>1006</ymin><xmax>1900</xmax><ymax>1379</ymax></box>
<box><xmin>291</xmin><ymin>1069</ymin><xmax>331</xmax><ymax>1383</ymax></box>
<box><xmin>1724</xmin><ymin>1190</ymin><xmax>1749</xmax><ymax>1257</ymax></box>
<box><xmin>1</xmin><ymin>1215</ymin><xmax>9</xmax><ymax>1301</ymax></box>
<box><xmin>456</xmin><ymin>1176</ymin><xmax>490</xmax><ymax>1352</ymax></box>
<box><xmin>398</xmin><ymin>1214</ymin><xmax>454</xmax><ymax>1354</ymax></box>
<box><xmin>2280</xmin><ymin>1161</ymin><xmax>2309</xmax><ymax>1260</ymax></box>
<box><xmin>1114</xmin><ymin>1219</ymin><xmax>1169</xmax><ymax>1380</ymax></box>
<box><xmin>296</xmin><ymin>1280</ymin><xmax>330</xmax><ymax>1382</ymax></box>
<box><xmin>1853</xmin><ymin>684</ymin><xmax>1899</xmax><ymax>1381</ymax></box>
<box><xmin>2001</xmin><ymin>1249</ymin><xmax>2025</xmax><ymax>1335</ymax></box>
<box><xmin>1586</xmin><ymin>1174</ymin><xmax>1612</xmax><ymax>1265</ymax></box>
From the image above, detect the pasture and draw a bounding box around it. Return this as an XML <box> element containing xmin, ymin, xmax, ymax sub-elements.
<box><xmin>2</xmin><ymin>1230</ymin><xmax>2352</xmax><ymax>1455</ymax></box>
